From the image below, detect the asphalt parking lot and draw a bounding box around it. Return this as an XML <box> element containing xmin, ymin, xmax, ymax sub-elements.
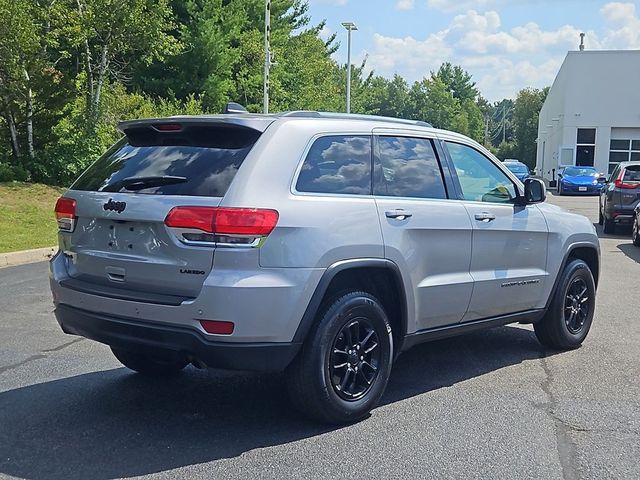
<box><xmin>1</xmin><ymin>192</ymin><xmax>639</xmax><ymax>480</ymax></box>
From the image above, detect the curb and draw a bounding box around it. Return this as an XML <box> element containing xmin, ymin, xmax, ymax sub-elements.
<box><xmin>0</xmin><ymin>246</ymin><xmax>57</xmax><ymax>268</ymax></box>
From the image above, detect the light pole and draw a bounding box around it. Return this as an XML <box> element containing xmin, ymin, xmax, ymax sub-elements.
<box><xmin>263</xmin><ymin>0</ymin><xmax>271</xmax><ymax>114</ymax></box>
<box><xmin>341</xmin><ymin>22</ymin><xmax>357</xmax><ymax>114</ymax></box>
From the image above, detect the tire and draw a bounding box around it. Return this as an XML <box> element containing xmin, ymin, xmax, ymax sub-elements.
<box><xmin>603</xmin><ymin>215</ymin><xmax>616</xmax><ymax>234</ymax></box>
<box><xmin>633</xmin><ymin>214</ymin><xmax>640</xmax><ymax>247</ymax></box>
<box><xmin>598</xmin><ymin>207</ymin><xmax>604</xmax><ymax>226</ymax></box>
<box><xmin>534</xmin><ymin>259</ymin><xmax>596</xmax><ymax>350</ymax></box>
<box><xmin>111</xmin><ymin>347</ymin><xmax>189</xmax><ymax>376</ymax></box>
<box><xmin>286</xmin><ymin>291</ymin><xmax>393</xmax><ymax>424</ymax></box>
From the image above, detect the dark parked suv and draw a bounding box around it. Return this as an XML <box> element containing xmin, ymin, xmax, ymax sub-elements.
<box><xmin>599</xmin><ymin>161</ymin><xmax>640</xmax><ymax>233</ymax></box>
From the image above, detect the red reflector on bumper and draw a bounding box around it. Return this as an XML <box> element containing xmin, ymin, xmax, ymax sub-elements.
<box><xmin>200</xmin><ymin>320</ymin><xmax>234</xmax><ymax>335</ymax></box>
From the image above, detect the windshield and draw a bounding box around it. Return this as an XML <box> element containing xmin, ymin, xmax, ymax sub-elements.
<box><xmin>505</xmin><ymin>163</ymin><xmax>528</xmax><ymax>174</ymax></box>
<box><xmin>564</xmin><ymin>167</ymin><xmax>597</xmax><ymax>176</ymax></box>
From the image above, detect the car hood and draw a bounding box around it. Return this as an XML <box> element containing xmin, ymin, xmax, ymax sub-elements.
<box><xmin>562</xmin><ymin>175</ymin><xmax>598</xmax><ymax>184</ymax></box>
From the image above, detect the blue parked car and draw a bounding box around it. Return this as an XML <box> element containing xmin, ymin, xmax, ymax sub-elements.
<box><xmin>558</xmin><ymin>166</ymin><xmax>606</xmax><ymax>195</ymax></box>
<box><xmin>503</xmin><ymin>160</ymin><xmax>530</xmax><ymax>181</ymax></box>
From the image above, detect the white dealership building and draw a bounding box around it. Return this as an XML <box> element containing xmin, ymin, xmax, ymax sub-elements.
<box><xmin>536</xmin><ymin>49</ymin><xmax>640</xmax><ymax>182</ymax></box>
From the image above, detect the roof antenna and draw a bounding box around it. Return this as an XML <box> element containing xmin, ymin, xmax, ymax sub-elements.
<box><xmin>579</xmin><ymin>33</ymin><xmax>585</xmax><ymax>51</ymax></box>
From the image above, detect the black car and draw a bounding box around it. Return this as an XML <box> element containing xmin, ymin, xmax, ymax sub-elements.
<box><xmin>599</xmin><ymin>161</ymin><xmax>640</xmax><ymax>234</ymax></box>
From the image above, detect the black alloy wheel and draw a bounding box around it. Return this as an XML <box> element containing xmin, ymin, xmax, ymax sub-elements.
<box><xmin>330</xmin><ymin>318</ymin><xmax>381</xmax><ymax>401</ymax></box>
<box><xmin>564</xmin><ymin>277</ymin><xmax>590</xmax><ymax>334</ymax></box>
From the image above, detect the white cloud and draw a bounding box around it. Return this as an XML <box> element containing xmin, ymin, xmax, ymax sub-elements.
<box><xmin>358</xmin><ymin>2</ymin><xmax>640</xmax><ymax>100</ymax></box>
<box><xmin>396</xmin><ymin>0</ymin><xmax>415</xmax><ymax>10</ymax></box>
<box><xmin>600</xmin><ymin>2</ymin><xmax>640</xmax><ymax>48</ymax></box>
<box><xmin>426</xmin><ymin>0</ymin><xmax>498</xmax><ymax>13</ymax></box>
<box><xmin>319</xmin><ymin>24</ymin><xmax>334</xmax><ymax>42</ymax></box>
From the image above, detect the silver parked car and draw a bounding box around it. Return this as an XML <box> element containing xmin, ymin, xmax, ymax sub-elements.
<box><xmin>50</xmin><ymin>110</ymin><xmax>600</xmax><ymax>423</ymax></box>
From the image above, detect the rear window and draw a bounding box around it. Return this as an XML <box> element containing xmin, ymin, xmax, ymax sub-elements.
<box><xmin>623</xmin><ymin>166</ymin><xmax>640</xmax><ymax>182</ymax></box>
<box><xmin>71</xmin><ymin>125</ymin><xmax>260</xmax><ymax>197</ymax></box>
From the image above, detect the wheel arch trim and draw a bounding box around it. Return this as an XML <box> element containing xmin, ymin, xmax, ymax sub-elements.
<box><xmin>544</xmin><ymin>242</ymin><xmax>600</xmax><ymax>311</ymax></box>
<box><xmin>292</xmin><ymin>258</ymin><xmax>408</xmax><ymax>346</ymax></box>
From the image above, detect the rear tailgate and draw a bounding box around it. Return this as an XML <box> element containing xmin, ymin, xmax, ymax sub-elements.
<box><xmin>58</xmin><ymin>119</ymin><xmax>270</xmax><ymax>300</ymax></box>
<box><xmin>619</xmin><ymin>165</ymin><xmax>640</xmax><ymax>207</ymax></box>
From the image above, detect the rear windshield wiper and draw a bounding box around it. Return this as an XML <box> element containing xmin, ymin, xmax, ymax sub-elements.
<box><xmin>102</xmin><ymin>176</ymin><xmax>188</xmax><ymax>192</ymax></box>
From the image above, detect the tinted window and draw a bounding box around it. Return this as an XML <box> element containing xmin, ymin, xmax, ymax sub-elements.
<box><xmin>609</xmin><ymin>151</ymin><xmax>629</xmax><ymax>164</ymax></box>
<box><xmin>608</xmin><ymin>164</ymin><xmax>621</xmax><ymax>180</ymax></box>
<box><xmin>375</xmin><ymin>136</ymin><xmax>446</xmax><ymax>199</ymax></box>
<box><xmin>296</xmin><ymin>135</ymin><xmax>371</xmax><ymax>195</ymax></box>
<box><xmin>623</xmin><ymin>166</ymin><xmax>640</xmax><ymax>182</ymax></box>
<box><xmin>632</xmin><ymin>140</ymin><xmax>640</xmax><ymax>151</ymax></box>
<box><xmin>610</xmin><ymin>139</ymin><xmax>630</xmax><ymax>150</ymax></box>
<box><xmin>446</xmin><ymin>142</ymin><xmax>516</xmax><ymax>204</ymax></box>
<box><xmin>577</xmin><ymin>128</ymin><xmax>596</xmax><ymax>144</ymax></box>
<box><xmin>72</xmin><ymin>125</ymin><xmax>260</xmax><ymax>197</ymax></box>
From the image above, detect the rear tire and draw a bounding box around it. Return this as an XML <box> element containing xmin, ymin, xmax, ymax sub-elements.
<box><xmin>598</xmin><ymin>208</ymin><xmax>604</xmax><ymax>226</ymax></box>
<box><xmin>633</xmin><ymin>214</ymin><xmax>640</xmax><ymax>247</ymax></box>
<box><xmin>534</xmin><ymin>259</ymin><xmax>595</xmax><ymax>350</ymax></box>
<box><xmin>286</xmin><ymin>291</ymin><xmax>393</xmax><ymax>424</ymax></box>
<box><xmin>111</xmin><ymin>347</ymin><xmax>189</xmax><ymax>376</ymax></box>
<box><xmin>603</xmin><ymin>216</ymin><xmax>616</xmax><ymax>234</ymax></box>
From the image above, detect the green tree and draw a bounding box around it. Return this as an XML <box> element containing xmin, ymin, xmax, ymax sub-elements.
<box><xmin>434</xmin><ymin>62</ymin><xmax>479</xmax><ymax>103</ymax></box>
<box><xmin>74</xmin><ymin>0</ymin><xmax>179</xmax><ymax>123</ymax></box>
<box><xmin>513</xmin><ymin>87</ymin><xmax>549</xmax><ymax>168</ymax></box>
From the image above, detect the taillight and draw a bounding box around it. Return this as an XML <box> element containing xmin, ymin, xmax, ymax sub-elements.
<box><xmin>614</xmin><ymin>179</ymin><xmax>639</xmax><ymax>189</ymax></box>
<box><xmin>54</xmin><ymin>197</ymin><xmax>77</xmax><ymax>232</ymax></box>
<box><xmin>164</xmin><ymin>207</ymin><xmax>279</xmax><ymax>246</ymax></box>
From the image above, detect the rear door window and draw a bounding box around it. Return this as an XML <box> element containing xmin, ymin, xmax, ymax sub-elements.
<box><xmin>295</xmin><ymin>135</ymin><xmax>372</xmax><ymax>195</ymax></box>
<box><xmin>71</xmin><ymin>125</ymin><xmax>261</xmax><ymax>197</ymax></box>
<box><xmin>374</xmin><ymin>136</ymin><xmax>447</xmax><ymax>199</ymax></box>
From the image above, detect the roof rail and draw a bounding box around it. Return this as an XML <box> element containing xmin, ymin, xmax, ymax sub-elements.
<box><xmin>279</xmin><ymin>111</ymin><xmax>432</xmax><ymax>128</ymax></box>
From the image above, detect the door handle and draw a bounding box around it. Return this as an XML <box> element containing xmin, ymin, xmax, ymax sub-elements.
<box><xmin>385</xmin><ymin>209</ymin><xmax>413</xmax><ymax>220</ymax></box>
<box><xmin>474</xmin><ymin>212</ymin><xmax>496</xmax><ymax>222</ymax></box>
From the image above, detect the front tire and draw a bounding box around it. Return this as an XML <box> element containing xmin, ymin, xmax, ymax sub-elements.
<box><xmin>633</xmin><ymin>214</ymin><xmax>640</xmax><ymax>246</ymax></box>
<box><xmin>534</xmin><ymin>259</ymin><xmax>595</xmax><ymax>350</ymax></box>
<box><xmin>287</xmin><ymin>291</ymin><xmax>393</xmax><ymax>424</ymax></box>
<box><xmin>598</xmin><ymin>207</ymin><xmax>604</xmax><ymax>226</ymax></box>
<box><xmin>111</xmin><ymin>347</ymin><xmax>189</xmax><ymax>376</ymax></box>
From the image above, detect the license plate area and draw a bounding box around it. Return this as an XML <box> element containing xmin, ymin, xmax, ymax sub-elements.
<box><xmin>579</xmin><ymin>187</ymin><xmax>587</xmax><ymax>191</ymax></box>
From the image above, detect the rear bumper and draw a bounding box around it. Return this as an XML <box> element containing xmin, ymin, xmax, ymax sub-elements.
<box><xmin>55</xmin><ymin>303</ymin><xmax>301</xmax><ymax>372</ymax></box>
<box><xmin>609</xmin><ymin>206</ymin><xmax>635</xmax><ymax>224</ymax></box>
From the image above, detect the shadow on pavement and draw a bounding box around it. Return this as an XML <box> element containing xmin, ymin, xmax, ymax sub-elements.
<box><xmin>0</xmin><ymin>326</ymin><xmax>556</xmax><ymax>480</ymax></box>
<box><xmin>593</xmin><ymin>223</ymin><xmax>632</xmax><ymax>240</ymax></box>
<box><xmin>617</xmin><ymin>242</ymin><xmax>640</xmax><ymax>264</ymax></box>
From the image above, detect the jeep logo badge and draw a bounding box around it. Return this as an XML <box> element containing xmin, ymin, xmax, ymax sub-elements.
<box><xmin>103</xmin><ymin>198</ymin><xmax>126</xmax><ymax>213</ymax></box>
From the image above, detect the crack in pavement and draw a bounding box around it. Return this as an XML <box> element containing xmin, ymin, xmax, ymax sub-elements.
<box><xmin>42</xmin><ymin>337</ymin><xmax>84</xmax><ymax>353</ymax></box>
<box><xmin>539</xmin><ymin>356</ymin><xmax>580</xmax><ymax>480</ymax></box>
<box><xmin>0</xmin><ymin>337</ymin><xmax>85</xmax><ymax>375</ymax></box>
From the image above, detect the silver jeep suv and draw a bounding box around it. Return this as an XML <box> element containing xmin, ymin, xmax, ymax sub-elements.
<box><xmin>50</xmin><ymin>111</ymin><xmax>600</xmax><ymax>423</ymax></box>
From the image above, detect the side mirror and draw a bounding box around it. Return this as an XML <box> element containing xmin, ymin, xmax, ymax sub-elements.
<box><xmin>516</xmin><ymin>178</ymin><xmax>546</xmax><ymax>205</ymax></box>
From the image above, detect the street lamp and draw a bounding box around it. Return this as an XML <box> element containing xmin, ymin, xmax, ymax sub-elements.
<box><xmin>341</xmin><ymin>22</ymin><xmax>358</xmax><ymax>114</ymax></box>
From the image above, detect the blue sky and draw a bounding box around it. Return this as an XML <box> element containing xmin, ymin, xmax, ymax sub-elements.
<box><xmin>305</xmin><ymin>0</ymin><xmax>640</xmax><ymax>101</ymax></box>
